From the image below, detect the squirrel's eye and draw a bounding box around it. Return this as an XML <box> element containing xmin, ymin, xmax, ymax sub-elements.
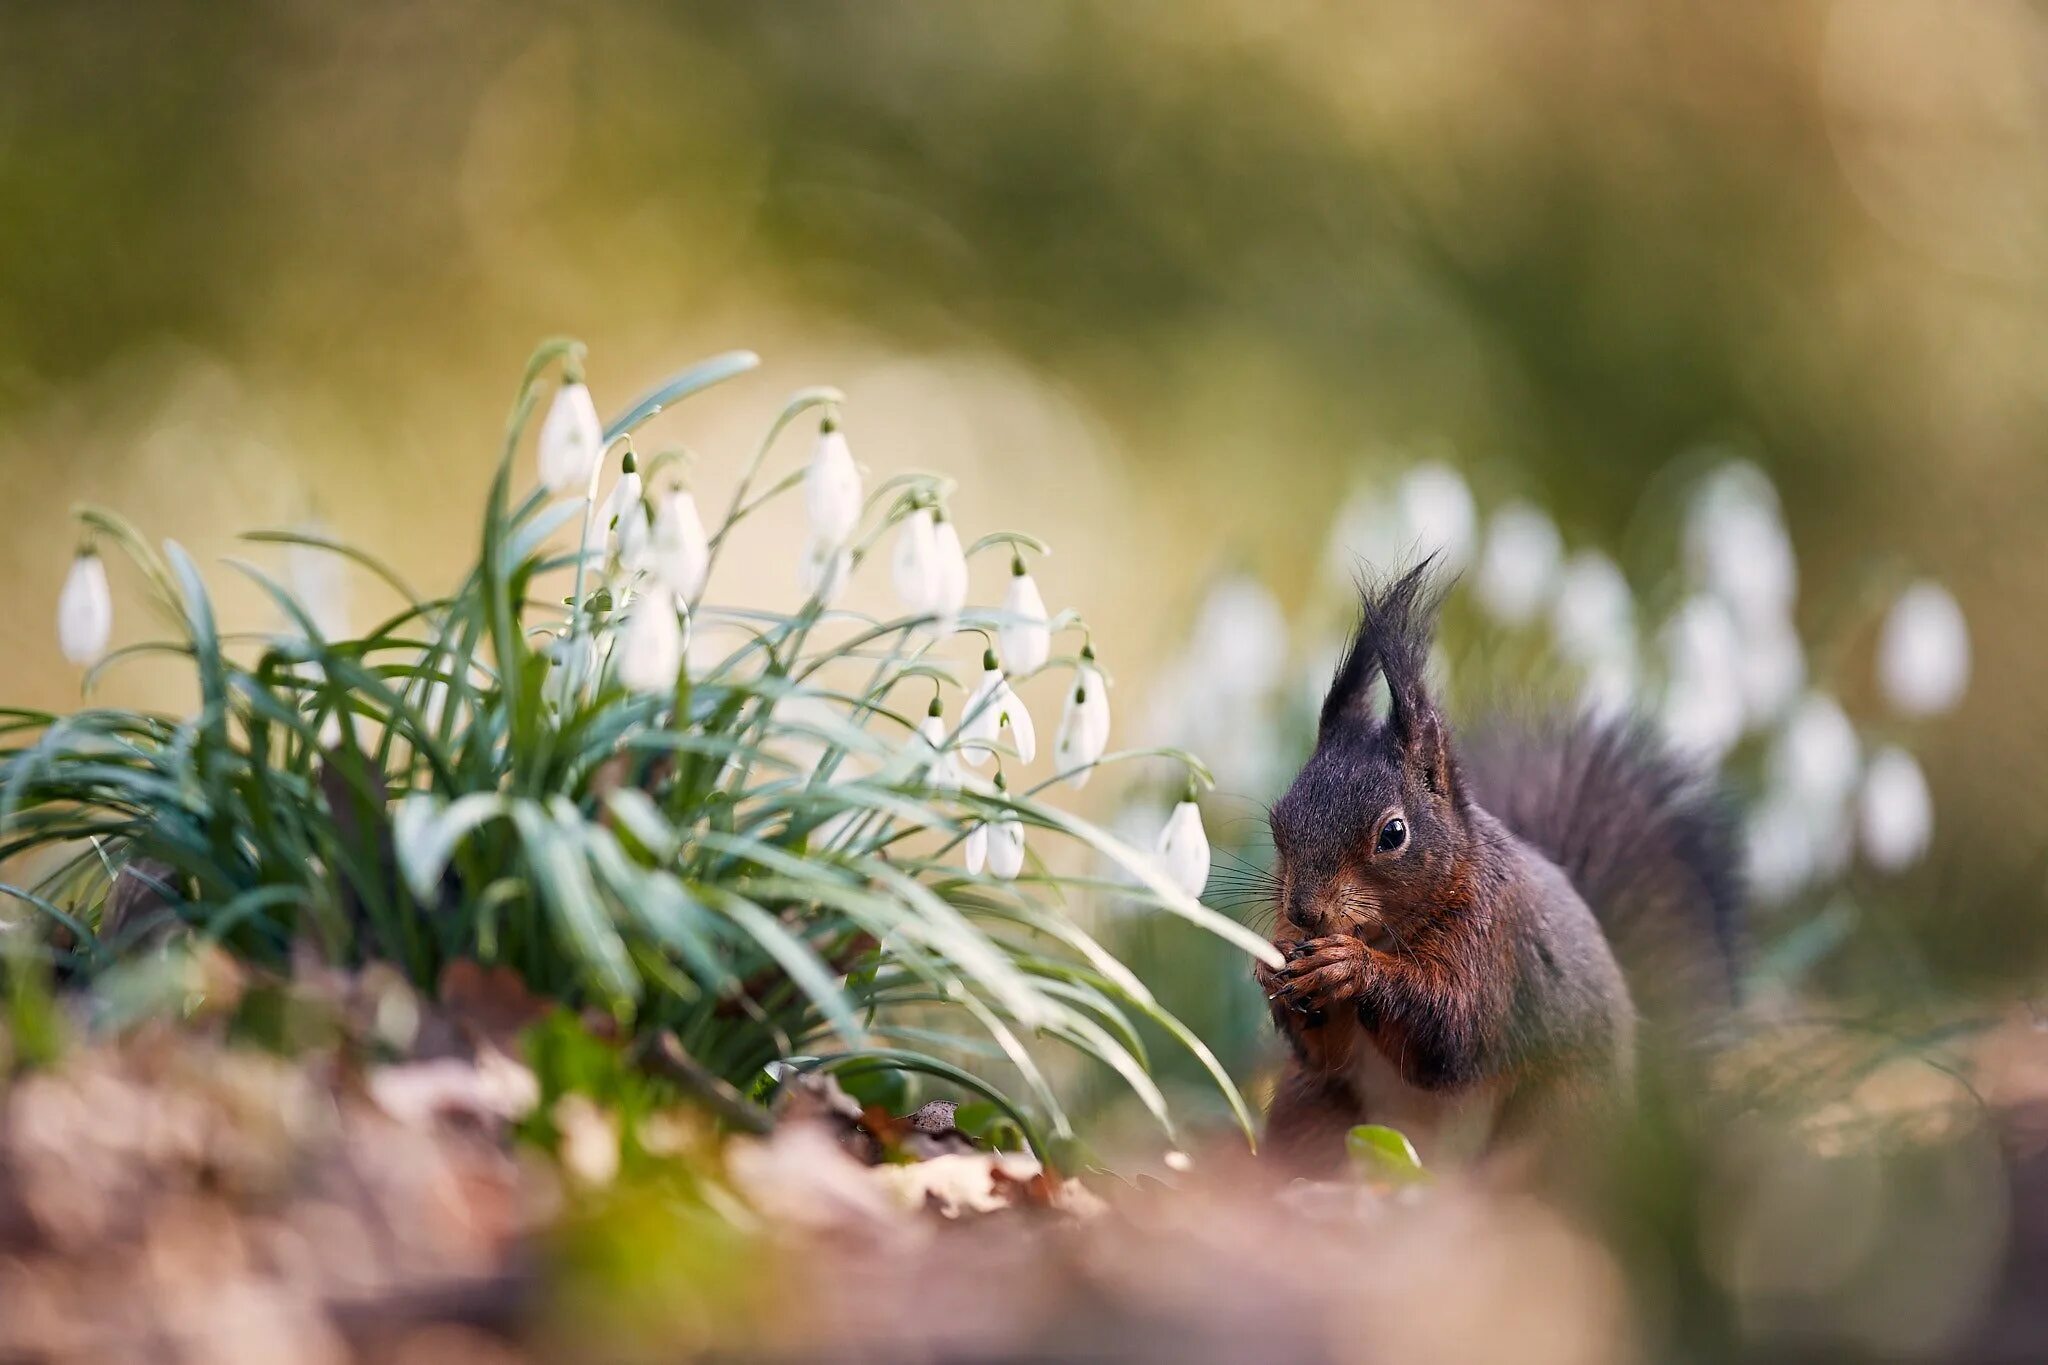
<box><xmin>1376</xmin><ymin>816</ymin><xmax>1408</xmax><ymax>854</ymax></box>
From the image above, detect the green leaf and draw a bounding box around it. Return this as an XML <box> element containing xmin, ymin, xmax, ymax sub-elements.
<box><xmin>1346</xmin><ymin>1124</ymin><xmax>1429</xmax><ymax>1185</ymax></box>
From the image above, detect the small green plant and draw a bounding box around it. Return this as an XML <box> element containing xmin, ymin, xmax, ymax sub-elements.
<box><xmin>0</xmin><ymin>339</ymin><xmax>1275</xmax><ymax>1156</ymax></box>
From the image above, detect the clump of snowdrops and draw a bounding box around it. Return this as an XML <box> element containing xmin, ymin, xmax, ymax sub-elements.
<box><xmin>7</xmin><ymin>340</ymin><xmax>1275</xmax><ymax>1157</ymax></box>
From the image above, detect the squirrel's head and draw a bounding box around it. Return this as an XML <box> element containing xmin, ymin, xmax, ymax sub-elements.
<box><xmin>1269</xmin><ymin>562</ymin><xmax>1473</xmax><ymax>942</ymax></box>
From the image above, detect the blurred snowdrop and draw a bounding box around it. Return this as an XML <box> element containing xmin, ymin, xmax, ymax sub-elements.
<box><xmin>1771</xmin><ymin>692</ymin><xmax>1861</xmax><ymax>809</ymax></box>
<box><xmin>961</xmin><ymin>649</ymin><xmax>1035</xmax><ymax>767</ymax></box>
<box><xmin>909</xmin><ymin>698</ymin><xmax>962</xmax><ymax>791</ymax></box>
<box><xmin>1685</xmin><ymin>460</ymin><xmax>1796</xmax><ymax>627</ymax></box>
<box><xmin>57</xmin><ymin>551</ymin><xmax>113</xmax><ymax>666</ymax></box>
<box><xmin>963</xmin><ymin>820</ymin><xmax>988</xmax><ymax>876</ymax></box>
<box><xmin>1397</xmin><ymin>462</ymin><xmax>1478</xmax><ymax>572</ymax></box>
<box><xmin>546</xmin><ymin>632</ymin><xmax>596</xmax><ymax>711</ymax></box>
<box><xmin>987</xmin><ymin>777</ymin><xmax>1027</xmax><ymax>881</ymax></box>
<box><xmin>799</xmin><ymin>537</ymin><xmax>853</xmax><ymax>605</ymax></box>
<box><xmin>1551</xmin><ymin>550</ymin><xmax>1635</xmax><ymax>665</ymax></box>
<box><xmin>1744</xmin><ymin>791</ymin><xmax>1818</xmax><ymax>905</ymax></box>
<box><xmin>1156</xmin><ymin>790</ymin><xmax>1211</xmax><ymax>898</ymax></box>
<box><xmin>649</xmin><ymin>489</ymin><xmax>710</xmax><ymax>600</ymax></box>
<box><xmin>1322</xmin><ymin>483</ymin><xmax>1407</xmax><ymax>585</ymax></box>
<box><xmin>1659</xmin><ymin>595</ymin><xmax>1745</xmax><ymax>760</ymax></box>
<box><xmin>1877</xmin><ymin>579</ymin><xmax>1970</xmax><ymax>717</ymax></box>
<box><xmin>617</xmin><ymin>591</ymin><xmax>683</xmax><ymax>694</ymax></box>
<box><xmin>1145</xmin><ymin>573</ymin><xmax>1288</xmax><ymax>791</ymax></box>
<box><xmin>1859</xmin><ymin>745</ymin><xmax>1933</xmax><ymax>872</ymax></box>
<box><xmin>538</xmin><ymin>381</ymin><xmax>604</xmax><ymax>494</ymax></box>
<box><xmin>999</xmin><ymin>556</ymin><xmax>1052</xmax><ymax>674</ymax></box>
<box><xmin>1054</xmin><ymin>649</ymin><xmax>1111</xmax><ymax>787</ymax></box>
<box><xmin>891</xmin><ymin>505</ymin><xmax>942</xmax><ymax>617</ymax></box>
<box><xmin>1736</xmin><ymin>610</ymin><xmax>1805</xmax><ymax>728</ymax></box>
<box><xmin>804</xmin><ymin>418</ymin><xmax>862</xmax><ymax>549</ymax></box>
<box><xmin>1475</xmin><ymin>501</ymin><xmax>1563</xmax><ymax>626</ymax></box>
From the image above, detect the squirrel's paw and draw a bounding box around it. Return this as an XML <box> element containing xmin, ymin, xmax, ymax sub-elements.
<box><xmin>1273</xmin><ymin>935</ymin><xmax>1370</xmax><ymax>1014</ymax></box>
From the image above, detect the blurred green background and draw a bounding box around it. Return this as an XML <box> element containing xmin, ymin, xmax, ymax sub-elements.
<box><xmin>2</xmin><ymin>0</ymin><xmax>2043</xmax><ymax>992</ymax></box>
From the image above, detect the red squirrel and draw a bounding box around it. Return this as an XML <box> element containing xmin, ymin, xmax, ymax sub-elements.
<box><xmin>1259</xmin><ymin>564</ymin><xmax>1741</xmax><ymax>1170</ymax></box>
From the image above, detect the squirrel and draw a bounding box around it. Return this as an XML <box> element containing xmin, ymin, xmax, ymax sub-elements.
<box><xmin>1257</xmin><ymin>563</ymin><xmax>1743</xmax><ymax>1171</ymax></box>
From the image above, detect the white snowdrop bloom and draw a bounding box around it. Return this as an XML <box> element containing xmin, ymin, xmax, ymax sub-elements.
<box><xmin>988</xmin><ymin>814</ymin><xmax>1027</xmax><ymax>880</ymax></box>
<box><xmin>538</xmin><ymin>381</ymin><xmax>605</xmax><ymax>493</ymax></box>
<box><xmin>1190</xmin><ymin>574</ymin><xmax>1288</xmax><ymax>701</ymax></box>
<box><xmin>909</xmin><ymin>701</ymin><xmax>962</xmax><ymax>791</ymax></box>
<box><xmin>1770</xmin><ymin>692</ymin><xmax>1861</xmax><ymax>809</ymax></box>
<box><xmin>1156</xmin><ymin>796</ymin><xmax>1211</xmax><ymax>898</ymax></box>
<box><xmin>963</xmin><ymin>821</ymin><xmax>989</xmax><ymax>875</ymax></box>
<box><xmin>1551</xmin><ymin>550</ymin><xmax>1636</xmax><ymax>666</ymax></box>
<box><xmin>1877</xmin><ymin>579</ymin><xmax>1970</xmax><ymax>717</ymax></box>
<box><xmin>1685</xmin><ymin>460</ymin><xmax>1795</xmax><ymax>626</ymax></box>
<box><xmin>1736</xmin><ymin>609</ymin><xmax>1806</xmax><ymax>729</ymax></box>
<box><xmin>57</xmin><ymin>552</ymin><xmax>113</xmax><ymax>666</ymax></box>
<box><xmin>1659</xmin><ymin>595</ymin><xmax>1745</xmax><ymax>761</ymax></box>
<box><xmin>1859</xmin><ymin>746</ymin><xmax>1934</xmax><ymax>873</ymax></box>
<box><xmin>602</xmin><ymin>467</ymin><xmax>643</xmax><ymax>536</ymax></box>
<box><xmin>1053</xmin><ymin>654</ymin><xmax>1112</xmax><ymax>788</ymax></box>
<box><xmin>999</xmin><ymin>559</ymin><xmax>1051</xmax><ymax>674</ymax></box>
<box><xmin>1475</xmin><ymin>501</ymin><xmax>1563</xmax><ymax>626</ymax></box>
<box><xmin>649</xmin><ymin>489</ymin><xmax>710</xmax><ymax>599</ymax></box>
<box><xmin>804</xmin><ymin>419</ymin><xmax>862</xmax><ymax>548</ymax></box>
<box><xmin>960</xmin><ymin>651</ymin><xmax>1035</xmax><ymax>767</ymax></box>
<box><xmin>930</xmin><ymin>510</ymin><xmax>969</xmax><ymax>631</ymax></box>
<box><xmin>1578</xmin><ymin>649</ymin><xmax>1639</xmax><ymax>721</ymax></box>
<box><xmin>1322</xmin><ymin>482</ymin><xmax>1409</xmax><ymax>586</ymax></box>
<box><xmin>891</xmin><ymin>506</ymin><xmax>942</xmax><ymax>616</ymax></box>
<box><xmin>1396</xmin><ymin>461</ymin><xmax>1478</xmax><ymax>572</ymax></box>
<box><xmin>617</xmin><ymin>590</ymin><xmax>684</xmax><ymax>694</ymax></box>
<box><xmin>799</xmin><ymin>536</ymin><xmax>853</xmax><ymax>605</ymax></box>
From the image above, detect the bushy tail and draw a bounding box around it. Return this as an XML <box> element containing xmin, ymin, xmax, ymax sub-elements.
<box><xmin>1462</xmin><ymin>714</ymin><xmax>1745</xmax><ymax>1020</ymax></box>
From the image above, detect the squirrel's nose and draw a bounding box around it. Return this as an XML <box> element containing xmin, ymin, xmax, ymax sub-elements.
<box><xmin>1285</xmin><ymin>890</ymin><xmax>1318</xmax><ymax>931</ymax></box>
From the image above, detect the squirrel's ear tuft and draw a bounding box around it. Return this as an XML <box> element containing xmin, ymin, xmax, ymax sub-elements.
<box><xmin>1321</xmin><ymin>560</ymin><xmax>1457</xmax><ymax>787</ymax></box>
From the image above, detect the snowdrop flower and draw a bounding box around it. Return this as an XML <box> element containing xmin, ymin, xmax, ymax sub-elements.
<box><xmin>1659</xmin><ymin>595</ymin><xmax>1745</xmax><ymax>761</ymax></box>
<box><xmin>57</xmin><ymin>551</ymin><xmax>113</xmax><ymax>666</ymax></box>
<box><xmin>604</xmin><ymin>459</ymin><xmax>649</xmax><ymax>570</ymax></box>
<box><xmin>987</xmin><ymin>776</ymin><xmax>1027</xmax><ymax>880</ymax></box>
<box><xmin>1322</xmin><ymin>481</ymin><xmax>1408</xmax><ymax>586</ymax></box>
<box><xmin>649</xmin><ymin>488</ymin><xmax>710</xmax><ymax>599</ymax></box>
<box><xmin>1397</xmin><ymin>462</ymin><xmax>1478</xmax><ymax>572</ymax></box>
<box><xmin>1736</xmin><ymin>610</ymin><xmax>1805</xmax><ymax>729</ymax></box>
<box><xmin>1685</xmin><ymin>460</ymin><xmax>1795</xmax><ymax>626</ymax></box>
<box><xmin>1551</xmin><ymin>550</ymin><xmax>1636</xmax><ymax>665</ymax></box>
<box><xmin>1053</xmin><ymin>647</ymin><xmax>1112</xmax><ymax>788</ymax></box>
<box><xmin>1859</xmin><ymin>746</ymin><xmax>1933</xmax><ymax>872</ymax></box>
<box><xmin>963</xmin><ymin>819</ymin><xmax>989</xmax><ymax>875</ymax></box>
<box><xmin>799</xmin><ymin>536</ymin><xmax>853</xmax><ymax>605</ymax></box>
<box><xmin>930</xmin><ymin>507</ymin><xmax>969</xmax><ymax>632</ymax></box>
<box><xmin>999</xmin><ymin>555</ymin><xmax>1051</xmax><ymax>674</ymax></box>
<box><xmin>1770</xmin><ymin>692</ymin><xmax>1861</xmax><ymax>809</ymax></box>
<box><xmin>909</xmin><ymin>697</ymin><xmax>961</xmax><ymax>791</ymax></box>
<box><xmin>546</xmin><ymin>632</ymin><xmax>596</xmax><ymax>711</ymax></box>
<box><xmin>804</xmin><ymin>418</ymin><xmax>862</xmax><ymax>549</ymax></box>
<box><xmin>1744</xmin><ymin>791</ymin><xmax>1817</xmax><ymax>905</ymax></box>
<box><xmin>1877</xmin><ymin>579</ymin><xmax>1970</xmax><ymax>717</ymax></box>
<box><xmin>891</xmin><ymin>505</ymin><xmax>942</xmax><ymax>616</ymax></box>
<box><xmin>1189</xmin><ymin>574</ymin><xmax>1287</xmax><ymax>702</ymax></box>
<box><xmin>617</xmin><ymin>590</ymin><xmax>684</xmax><ymax>694</ymax></box>
<box><xmin>1579</xmin><ymin>651</ymin><xmax>1639</xmax><ymax>721</ymax></box>
<box><xmin>1156</xmin><ymin>786</ymin><xmax>1211</xmax><ymax>898</ymax></box>
<box><xmin>1475</xmin><ymin>501</ymin><xmax>1563</xmax><ymax>626</ymax></box>
<box><xmin>602</xmin><ymin>460</ymin><xmax>643</xmax><ymax>535</ymax></box>
<box><xmin>961</xmin><ymin>649</ymin><xmax>1035</xmax><ymax>767</ymax></box>
<box><xmin>539</xmin><ymin>380</ymin><xmax>604</xmax><ymax>494</ymax></box>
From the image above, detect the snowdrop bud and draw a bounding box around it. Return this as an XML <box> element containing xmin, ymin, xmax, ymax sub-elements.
<box><xmin>804</xmin><ymin>418</ymin><xmax>862</xmax><ymax>548</ymax></box>
<box><xmin>1475</xmin><ymin>501</ymin><xmax>1563</xmax><ymax>626</ymax></box>
<box><xmin>1877</xmin><ymin>580</ymin><xmax>1970</xmax><ymax>717</ymax></box>
<box><xmin>912</xmin><ymin>697</ymin><xmax>961</xmax><ymax>791</ymax></box>
<box><xmin>999</xmin><ymin>556</ymin><xmax>1051</xmax><ymax>674</ymax></box>
<box><xmin>538</xmin><ymin>381</ymin><xmax>605</xmax><ymax>493</ymax></box>
<box><xmin>964</xmin><ymin>821</ymin><xmax>989</xmax><ymax>875</ymax></box>
<box><xmin>987</xmin><ymin>775</ymin><xmax>1027</xmax><ymax>880</ymax></box>
<box><xmin>799</xmin><ymin>536</ymin><xmax>853</xmax><ymax>605</ymax></box>
<box><xmin>1156</xmin><ymin>789</ymin><xmax>1211</xmax><ymax>898</ymax></box>
<box><xmin>650</xmin><ymin>489</ymin><xmax>710</xmax><ymax>599</ymax></box>
<box><xmin>617</xmin><ymin>590</ymin><xmax>684</xmax><ymax>694</ymax></box>
<box><xmin>1054</xmin><ymin>649</ymin><xmax>1112</xmax><ymax>788</ymax></box>
<box><xmin>1859</xmin><ymin>746</ymin><xmax>1933</xmax><ymax>872</ymax></box>
<box><xmin>1397</xmin><ymin>462</ymin><xmax>1478</xmax><ymax>572</ymax></box>
<box><xmin>1770</xmin><ymin>692</ymin><xmax>1861</xmax><ymax>809</ymax></box>
<box><xmin>891</xmin><ymin>506</ymin><xmax>942</xmax><ymax>615</ymax></box>
<box><xmin>930</xmin><ymin>508</ymin><xmax>969</xmax><ymax>630</ymax></box>
<box><xmin>57</xmin><ymin>552</ymin><xmax>113</xmax><ymax>666</ymax></box>
<box><xmin>1551</xmin><ymin>550</ymin><xmax>1636</xmax><ymax>665</ymax></box>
